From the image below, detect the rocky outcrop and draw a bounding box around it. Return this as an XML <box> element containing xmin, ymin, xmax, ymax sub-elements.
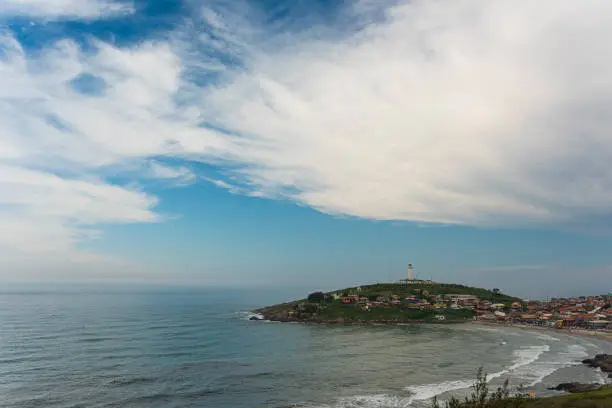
<box><xmin>548</xmin><ymin>383</ymin><xmax>604</xmax><ymax>393</ymax></box>
<box><xmin>582</xmin><ymin>354</ymin><xmax>612</xmax><ymax>373</ymax></box>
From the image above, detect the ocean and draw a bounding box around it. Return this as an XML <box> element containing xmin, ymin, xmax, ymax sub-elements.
<box><xmin>1</xmin><ymin>287</ymin><xmax>610</xmax><ymax>408</ymax></box>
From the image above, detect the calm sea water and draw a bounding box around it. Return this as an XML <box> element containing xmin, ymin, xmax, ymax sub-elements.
<box><xmin>1</xmin><ymin>288</ymin><xmax>610</xmax><ymax>408</ymax></box>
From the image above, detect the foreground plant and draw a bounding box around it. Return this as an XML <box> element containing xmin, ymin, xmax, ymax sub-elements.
<box><xmin>431</xmin><ymin>368</ymin><xmax>528</xmax><ymax>408</ymax></box>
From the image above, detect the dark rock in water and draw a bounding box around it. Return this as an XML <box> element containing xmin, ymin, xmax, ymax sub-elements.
<box><xmin>249</xmin><ymin>316</ymin><xmax>259</xmax><ymax>320</ymax></box>
<box><xmin>549</xmin><ymin>383</ymin><xmax>603</xmax><ymax>393</ymax></box>
<box><xmin>582</xmin><ymin>354</ymin><xmax>612</xmax><ymax>373</ymax></box>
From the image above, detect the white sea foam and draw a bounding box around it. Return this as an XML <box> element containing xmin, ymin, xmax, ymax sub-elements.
<box><xmin>595</xmin><ymin>368</ymin><xmax>609</xmax><ymax>385</ymax></box>
<box><xmin>311</xmin><ymin>394</ymin><xmax>413</xmax><ymax>408</ymax></box>
<box><xmin>405</xmin><ymin>345</ymin><xmax>550</xmax><ymax>403</ymax></box>
<box><xmin>493</xmin><ymin>343</ymin><xmax>586</xmax><ymax>387</ymax></box>
<box><xmin>336</xmin><ymin>394</ymin><xmax>412</xmax><ymax>408</ymax></box>
<box><xmin>534</xmin><ymin>333</ymin><xmax>561</xmax><ymax>342</ymax></box>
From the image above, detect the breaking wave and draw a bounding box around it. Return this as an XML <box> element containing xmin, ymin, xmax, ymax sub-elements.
<box><xmin>512</xmin><ymin>344</ymin><xmax>588</xmax><ymax>386</ymax></box>
<box><xmin>308</xmin><ymin>394</ymin><xmax>414</xmax><ymax>408</ymax></box>
<box><xmin>405</xmin><ymin>345</ymin><xmax>550</xmax><ymax>403</ymax></box>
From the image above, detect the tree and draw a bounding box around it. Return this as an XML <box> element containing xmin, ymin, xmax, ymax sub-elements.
<box><xmin>307</xmin><ymin>292</ymin><xmax>326</xmax><ymax>303</ymax></box>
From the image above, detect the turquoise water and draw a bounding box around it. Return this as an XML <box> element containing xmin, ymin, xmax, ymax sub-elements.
<box><xmin>1</xmin><ymin>288</ymin><xmax>610</xmax><ymax>408</ymax></box>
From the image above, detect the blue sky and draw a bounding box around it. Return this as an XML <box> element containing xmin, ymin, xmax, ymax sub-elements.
<box><xmin>1</xmin><ymin>0</ymin><xmax>612</xmax><ymax>298</ymax></box>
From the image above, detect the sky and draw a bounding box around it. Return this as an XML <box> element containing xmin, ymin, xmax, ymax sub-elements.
<box><xmin>1</xmin><ymin>0</ymin><xmax>612</xmax><ymax>298</ymax></box>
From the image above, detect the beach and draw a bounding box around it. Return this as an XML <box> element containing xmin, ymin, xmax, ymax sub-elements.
<box><xmin>472</xmin><ymin>320</ymin><xmax>612</xmax><ymax>343</ymax></box>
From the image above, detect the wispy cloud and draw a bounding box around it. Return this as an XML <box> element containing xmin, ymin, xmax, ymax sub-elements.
<box><xmin>0</xmin><ymin>0</ymin><xmax>134</xmax><ymax>19</ymax></box>
<box><xmin>194</xmin><ymin>0</ymin><xmax>612</xmax><ymax>228</ymax></box>
<box><xmin>2</xmin><ymin>0</ymin><xmax>612</xmax><ymax>276</ymax></box>
<box><xmin>148</xmin><ymin>162</ymin><xmax>195</xmax><ymax>185</ymax></box>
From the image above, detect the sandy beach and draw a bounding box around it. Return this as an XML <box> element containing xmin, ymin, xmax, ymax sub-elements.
<box><xmin>472</xmin><ymin>320</ymin><xmax>612</xmax><ymax>343</ymax></box>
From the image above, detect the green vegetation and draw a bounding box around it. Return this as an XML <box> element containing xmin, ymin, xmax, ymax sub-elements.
<box><xmin>525</xmin><ymin>387</ymin><xmax>612</xmax><ymax>408</ymax></box>
<box><xmin>342</xmin><ymin>282</ymin><xmax>518</xmax><ymax>304</ymax></box>
<box><xmin>430</xmin><ymin>369</ymin><xmax>612</xmax><ymax>408</ymax></box>
<box><xmin>317</xmin><ymin>302</ymin><xmax>473</xmax><ymax>322</ymax></box>
<box><xmin>307</xmin><ymin>292</ymin><xmax>327</xmax><ymax>303</ymax></box>
<box><xmin>431</xmin><ymin>368</ymin><xmax>528</xmax><ymax>408</ymax></box>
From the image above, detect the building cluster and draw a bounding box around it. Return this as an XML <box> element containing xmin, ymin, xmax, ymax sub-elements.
<box><xmin>331</xmin><ymin>288</ymin><xmax>612</xmax><ymax>330</ymax></box>
<box><xmin>333</xmin><ymin>289</ymin><xmax>481</xmax><ymax>312</ymax></box>
<box><xmin>476</xmin><ymin>294</ymin><xmax>612</xmax><ymax>330</ymax></box>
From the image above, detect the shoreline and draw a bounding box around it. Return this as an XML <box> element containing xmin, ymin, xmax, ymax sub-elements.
<box><xmin>255</xmin><ymin>316</ymin><xmax>469</xmax><ymax>325</ymax></box>
<box><xmin>471</xmin><ymin>320</ymin><xmax>612</xmax><ymax>343</ymax></box>
<box><xmin>253</xmin><ymin>316</ymin><xmax>612</xmax><ymax>340</ymax></box>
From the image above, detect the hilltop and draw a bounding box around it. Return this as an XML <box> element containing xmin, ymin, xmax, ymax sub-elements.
<box><xmin>254</xmin><ymin>282</ymin><xmax>520</xmax><ymax>324</ymax></box>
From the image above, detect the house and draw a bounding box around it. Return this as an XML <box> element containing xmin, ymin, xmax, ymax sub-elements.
<box><xmin>434</xmin><ymin>303</ymin><xmax>447</xmax><ymax>309</ymax></box>
<box><xmin>445</xmin><ymin>294</ymin><xmax>479</xmax><ymax>307</ymax></box>
<box><xmin>342</xmin><ymin>296</ymin><xmax>359</xmax><ymax>304</ymax></box>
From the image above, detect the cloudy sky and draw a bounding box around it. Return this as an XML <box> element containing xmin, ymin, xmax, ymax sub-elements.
<box><xmin>1</xmin><ymin>0</ymin><xmax>611</xmax><ymax>298</ymax></box>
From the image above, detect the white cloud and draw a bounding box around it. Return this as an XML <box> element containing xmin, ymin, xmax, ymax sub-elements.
<box><xmin>0</xmin><ymin>0</ymin><xmax>133</xmax><ymax>19</ymax></box>
<box><xmin>148</xmin><ymin>162</ymin><xmax>195</xmax><ymax>184</ymax></box>
<box><xmin>199</xmin><ymin>0</ymin><xmax>612</xmax><ymax>227</ymax></box>
<box><xmin>3</xmin><ymin>0</ymin><xmax>612</xmax><ymax>279</ymax></box>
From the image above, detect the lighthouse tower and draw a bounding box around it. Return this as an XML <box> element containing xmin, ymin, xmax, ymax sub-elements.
<box><xmin>408</xmin><ymin>264</ymin><xmax>415</xmax><ymax>281</ymax></box>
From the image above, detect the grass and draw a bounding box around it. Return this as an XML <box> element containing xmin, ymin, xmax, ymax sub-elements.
<box><xmin>337</xmin><ymin>283</ymin><xmax>518</xmax><ymax>304</ymax></box>
<box><xmin>525</xmin><ymin>387</ymin><xmax>612</xmax><ymax>408</ymax></box>
<box><xmin>431</xmin><ymin>368</ymin><xmax>612</xmax><ymax>408</ymax></box>
<box><xmin>317</xmin><ymin>302</ymin><xmax>474</xmax><ymax>322</ymax></box>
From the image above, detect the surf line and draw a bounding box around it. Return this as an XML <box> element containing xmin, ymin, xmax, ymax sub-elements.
<box><xmin>405</xmin><ymin>345</ymin><xmax>550</xmax><ymax>402</ymax></box>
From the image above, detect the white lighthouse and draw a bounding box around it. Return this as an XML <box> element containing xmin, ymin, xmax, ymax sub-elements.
<box><xmin>408</xmin><ymin>263</ymin><xmax>415</xmax><ymax>281</ymax></box>
<box><xmin>400</xmin><ymin>263</ymin><xmax>435</xmax><ymax>285</ymax></box>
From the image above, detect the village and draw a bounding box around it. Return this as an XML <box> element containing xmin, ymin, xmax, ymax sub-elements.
<box><xmin>475</xmin><ymin>293</ymin><xmax>612</xmax><ymax>330</ymax></box>
<box><xmin>257</xmin><ymin>265</ymin><xmax>612</xmax><ymax>328</ymax></box>
<box><xmin>321</xmin><ymin>286</ymin><xmax>612</xmax><ymax>330</ymax></box>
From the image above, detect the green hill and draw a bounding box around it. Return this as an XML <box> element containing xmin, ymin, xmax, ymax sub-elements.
<box><xmin>254</xmin><ymin>282</ymin><xmax>519</xmax><ymax>324</ymax></box>
<box><xmin>333</xmin><ymin>282</ymin><xmax>518</xmax><ymax>303</ymax></box>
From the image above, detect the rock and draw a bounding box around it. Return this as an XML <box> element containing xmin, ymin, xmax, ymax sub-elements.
<box><xmin>582</xmin><ymin>354</ymin><xmax>612</xmax><ymax>373</ymax></box>
<box><xmin>549</xmin><ymin>382</ymin><xmax>602</xmax><ymax>393</ymax></box>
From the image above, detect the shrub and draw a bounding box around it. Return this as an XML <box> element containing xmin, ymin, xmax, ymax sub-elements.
<box><xmin>307</xmin><ymin>292</ymin><xmax>326</xmax><ymax>303</ymax></box>
<box><xmin>431</xmin><ymin>368</ymin><xmax>527</xmax><ymax>408</ymax></box>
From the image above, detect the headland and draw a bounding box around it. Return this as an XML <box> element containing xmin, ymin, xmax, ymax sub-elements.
<box><xmin>253</xmin><ymin>282</ymin><xmax>517</xmax><ymax>324</ymax></box>
<box><xmin>253</xmin><ymin>281</ymin><xmax>612</xmax><ymax>332</ymax></box>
